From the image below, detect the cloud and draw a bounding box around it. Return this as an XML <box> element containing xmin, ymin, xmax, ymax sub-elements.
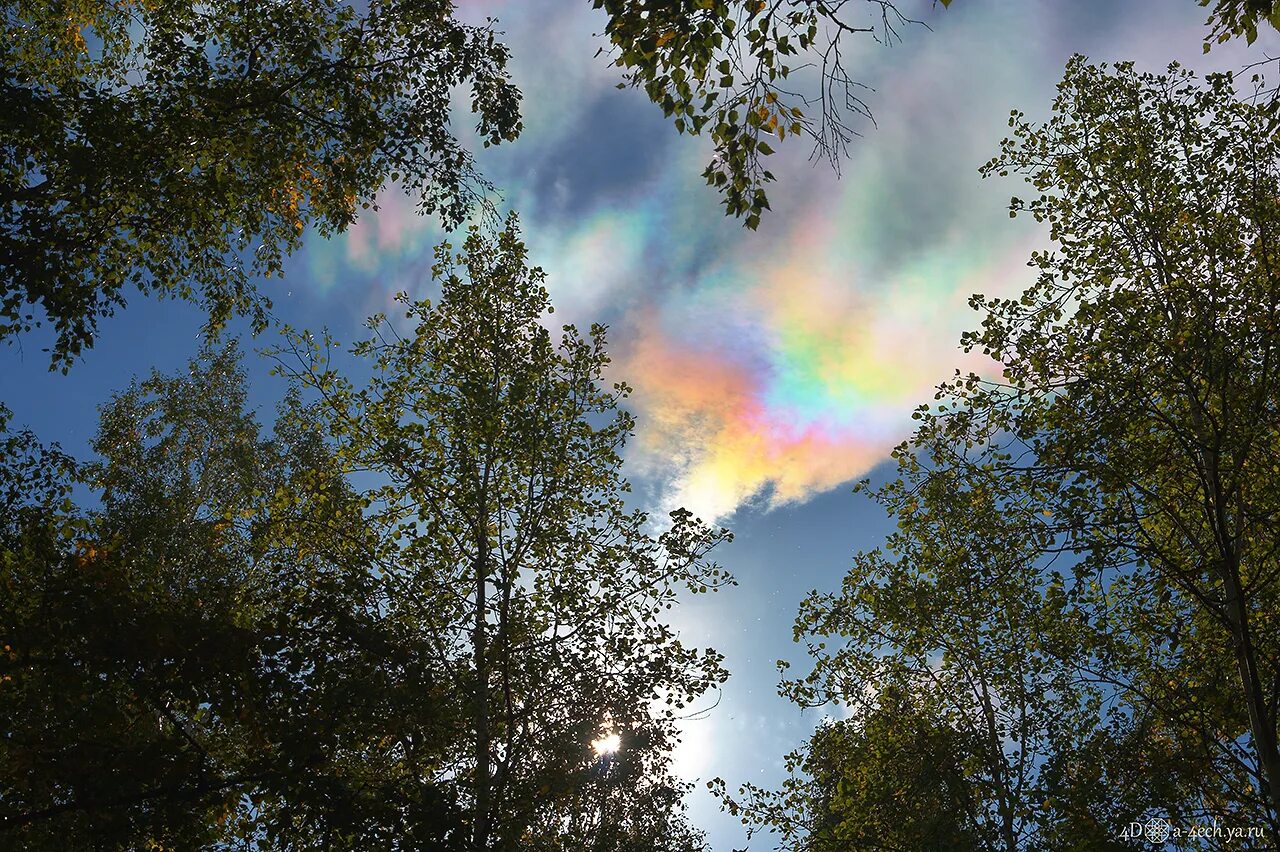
<box><xmin>614</xmin><ymin>198</ymin><xmax>1032</xmax><ymax>522</ymax></box>
<box><xmin>289</xmin><ymin>0</ymin><xmax>1273</xmax><ymax>524</ymax></box>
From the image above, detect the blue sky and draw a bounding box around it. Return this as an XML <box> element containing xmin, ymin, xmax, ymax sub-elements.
<box><xmin>3</xmin><ymin>1</ymin><xmax>1277</xmax><ymax>847</ymax></box>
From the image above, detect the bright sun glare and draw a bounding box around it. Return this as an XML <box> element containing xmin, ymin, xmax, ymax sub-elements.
<box><xmin>591</xmin><ymin>732</ymin><xmax>622</xmax><ymax>757</ymax></box>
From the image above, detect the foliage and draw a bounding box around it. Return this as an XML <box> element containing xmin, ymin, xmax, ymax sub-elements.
<box><xmin>271</xmin><ymin>216</ymin><xmax>732</xmax><ymax>851</ymax></box>
<box><xmin>951</xmin><ymin>56</ymin><xmax>1280</xmax><ymax>834</ymax></box>
<box><xmin>594</xmin><ymin>0</ymin><xmax>950</xmax><ymax>229</ymax></box>
<box><xmin>2</xmin><ymin>0</ymin><xmax>521</xmax><ymax>367</ymax></box>
<box><xmin>716</xmin><ymin>696</ymin><xmax>988</xmax><ymax>851</ymax></box>
<box><xmin>0</xmin><ymin>345</ymin><xmax>469</xmax><ymax>848</ymax></box>
<box><xmin>713</xmin><ymin>465</ymin><xmax>1173</xmax><ymax>851</ymax></box>
<box><xmin>1</xmin><ymin>220</ymin><xmax>731</xmax><ymax>848</ymax></box>
<box><xmin>720</xmin><ymin>55</ymin><xmax>1280</xmax><ymax>850</ymax></box>
<box><xmin>2</xmin><ymin>0</ymin><xmax>961</xmax><ymax>367</ymax></box>
<box><xmin>1201</xmin><ymin>0</ymin><xmax>1280</xmax><ymax>47</ymax></box>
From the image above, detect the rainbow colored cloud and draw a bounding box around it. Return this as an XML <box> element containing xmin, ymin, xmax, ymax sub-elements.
<box><xmin>290</xmin><ymin>0</ymin><xmax>1150</xmax><ymax>523</ymax></box>
<box><xmin>615</xmin><ymin>197</ymin><xmax>1032</xmax><ymax>522</ymax></box>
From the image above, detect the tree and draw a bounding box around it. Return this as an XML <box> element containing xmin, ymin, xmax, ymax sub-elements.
<box><xmin>718</xmin><ymin>696</ymin><xmax>988</xmax><ymax>851</ymax></box>
<box><xmin>712</xmin><ymin>464</ymin><xmax>1182</xmax><ymax>851</ymax></box>
<box><xmin>718</xmin><ymin>56</ymin><xmax>1280</xmax><ymax>851</ymax></box>
<box><xmin>2</xmin><ymin>0</ymin><xmax>521</xmax><ymax>367</ymax></box>
<box><xmin>0</xmin><ymin>345</ymin><xmax>470</xmax><ymax>848</ymax></box>
<box><xmin>906</xmin><ymin>57</ymin><xmax>1280</xmax><ymax>833</ymax></box>
<box><xmin>3</xmin><ymin>0</ymin><xmax>956</xmax><ymax>366</ymax></box>
<box><xmin>272</xmin><ymin>216</ymin><xmax>732</xmax><ymax>851</ymax></box>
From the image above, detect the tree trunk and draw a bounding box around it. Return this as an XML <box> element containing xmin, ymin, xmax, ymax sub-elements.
<box><xmin>1222</xmin><ymin>559</ymin><xmax>1280</xmax><ymax>828</ymax></box>
<box><xmin>473</xmin><ymin>536</ymin><xmax>490</xmax><ymax>851</ymax></box>
<box><xmin>976</xmin><ymin>675</ymin><xmax>1018</xmax><ymax>852</ymax></box>
<box><xmin>1201</xmin><ymin>427</ymin><xmax>1280</xmax><ymax>828</ymax></box>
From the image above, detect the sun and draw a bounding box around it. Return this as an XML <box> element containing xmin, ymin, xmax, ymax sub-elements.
<box><xmin>591</xmin><ymin>732</ymin><xmax>622</xmax><ymax>757</ymax></box>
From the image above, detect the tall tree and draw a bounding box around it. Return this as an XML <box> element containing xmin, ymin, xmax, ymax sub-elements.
<box><xmin>912</xmin><ymin>57</ymin><xmax>1280</xmax><ymax>833</ymax></box>
<box><xmin>712</xmin><ymin>464</ymin><xmax>1195</xmax><ymax>851</ymax></box>
<box><xmin>719</xmin><ymin>55</ymin><xmax>1280</xmax><ymax>850</ymax></box>
<box><xmin>272</xmin><ymin>216</ymin><xmax>732</xmax><ymax>851</ymax></box>
<box><xmin>0</xmin><ymin>346</ymin><xmax>469</xmax><ymax>848</ymax></box>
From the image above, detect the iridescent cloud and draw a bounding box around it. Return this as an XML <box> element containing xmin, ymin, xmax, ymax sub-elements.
<box><xmin>290</xmin><ymin>0</ymin><xmax>1259</xmax><ymax>523</ymax></box>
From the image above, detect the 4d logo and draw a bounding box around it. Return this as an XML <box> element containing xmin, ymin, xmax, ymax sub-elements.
<box><xmin>1119</xmin><ymin>817</ymin><xmax>1174</xmax><ymax>845</ymax></box>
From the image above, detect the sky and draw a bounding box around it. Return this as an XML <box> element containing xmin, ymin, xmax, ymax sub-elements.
<box><xmin>3</xmin><ymin>1</ymin><xmax>1277</xmax><ymax>848</ymax></box>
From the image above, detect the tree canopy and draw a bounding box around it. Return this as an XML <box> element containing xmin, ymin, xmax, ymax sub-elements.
<box><xmin>12</xmin><ymin>4</ymin><xmax>1280</xmax><ymax>851</ymax></box>
<box><xmin>1</xmin><ymin>345</ymin><xmax>468</xmax><ymax>847</ymax></box>
<box><xmin>957</xmin><ymin>57</ymin><xmax>1280</xmax><ymax>831</ymax></box>
<box><xmin>2</xmin><ymin>221</ymin><xmax>732</xmax><ymax>849</ymax></box>
<box><xmin>2</xmin><ymin>0</ymin><xmax>521</xmax><ymax>367</ymax></box>
<box><xmin>272</xmin><ymin>217</ymin><xmax>733</xmax><ymax>851</ymax></box>
<box><xmin>3</xmin><ymin>0</ymin><xmax>949</xmax><ymax>366</ymax></box>
<box><xmin>725</xmin><ymin>56</ymin><xmax>1280</xmax><ymax>849</ymax></box>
